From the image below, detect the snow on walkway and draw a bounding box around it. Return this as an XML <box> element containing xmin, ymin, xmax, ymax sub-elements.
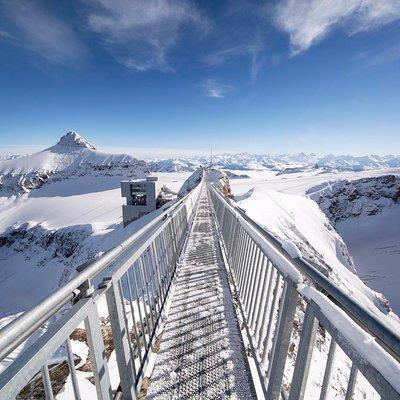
<box><xmin>146</xmin><ymin>187</ymin><xmax>256</xmax><ymax>399</ymax></box>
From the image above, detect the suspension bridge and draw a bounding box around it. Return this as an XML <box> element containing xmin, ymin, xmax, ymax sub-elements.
<box><xmin>0</xmin><ymin>174</ymin><xmax>399</xmax><ymax>399</ymax></box>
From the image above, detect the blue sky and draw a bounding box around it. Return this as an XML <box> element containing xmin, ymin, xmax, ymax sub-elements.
<box><xmin>0</xmin><ymin>0</ymin><xmax>399</xmax><ymax>156</ymax></box>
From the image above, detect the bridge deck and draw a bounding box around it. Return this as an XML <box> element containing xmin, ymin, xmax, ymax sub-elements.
<box><xmin>146</xmin><ymin>187</ymin><xmax>256</xmax><ymax>399</ymax></box>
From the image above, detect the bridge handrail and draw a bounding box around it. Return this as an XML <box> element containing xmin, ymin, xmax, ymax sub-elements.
<box><xmin>0</xmin><ymin>176</ymin><xmax>202</xmax><ymax>365</ymax></box>
<box><xmin>209</xmin><ymin>182</ymin><xmax>400</xmax><ymax>361</ymax></box>
<box><xmin>208</xmin><ymin>182</ymin><xmax>400</xmax><ymax>399</ymax></box>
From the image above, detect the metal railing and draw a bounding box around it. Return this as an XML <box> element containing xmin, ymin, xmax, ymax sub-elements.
<box><xmin>0</xmin><ymin>179</ymin><xmax>203</xmax><ymax>400</ymax></box>
<box><xmin>209</xmin><ymin>183</ymin><xmax>400</xmax><ymax>400</ymax></box>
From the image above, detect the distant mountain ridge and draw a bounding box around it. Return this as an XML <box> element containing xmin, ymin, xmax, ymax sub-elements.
<box><xmin>148</xmin><ymin>158</ymin><xmax>197</xmax><ymax>172</ymax></box>
<box><xmin>148</xmin><ymin>152</ymin><xmax>400</xmax><ymax>173</ymax></box>
<box><xmin>0</xmin><ymin>154</ymin><xmax>23</xmax><ymax>161</ymax></box>
<box><xmin>0</xmin><ymin>131</ymin><xmax>149</xmax><ymax>196</ymax></box>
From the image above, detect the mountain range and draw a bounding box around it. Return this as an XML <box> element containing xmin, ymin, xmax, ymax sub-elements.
<box><xmin>147</xmin><ymin>152</ymin><xmax>400</xmax><ymax>173</ymax></box>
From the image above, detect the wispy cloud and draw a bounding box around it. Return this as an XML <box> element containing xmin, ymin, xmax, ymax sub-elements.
<box><xmin>200</xmin><ymin>79</ymin><xmax>233</xmax><ymax>98</ymax></box>
<box><xmin>0</xmin><ymin>0</ymin><xmax>86</xmax><ymax>66</ymax></box>
<box><xmin>274</xmin><ymin>0</ymin><xmax>400</xmax><ymax>55</ymax></box>
<box><xmin>83</xmin><ymin>0</ymin><xmax>208</xmax><ymax>72</ymax></box>
<box><xmin>204</xmin><ymin>45</ymin><xmax>256</xmax><ymax>66</ymax></box>
<box><xmin>0</xmin><ymin>29</ymin><xmax>11</xmax><ymax>39</ymax></box>
<box><xmin>204</xmin><ymin>40</ymin><xmax>263</xmax><ymax>82</ymax></box>
<box><xmin>357</xmin><ymin>42</ymin><xmax>400</xmax><ymax>67</ymax></box>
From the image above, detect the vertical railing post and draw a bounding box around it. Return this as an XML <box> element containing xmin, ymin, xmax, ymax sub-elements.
<box><xmin>259</xmin><ymin>272</ymin><xmax>280</xmax><ymax>353</ymax></box>
<box><xmin>238</xmin><ymin>234</ymin><xmax>251</xmax><ymax>292</ymax></box>
<box><xmin>41</xmin><ymin>364</ymin><xmax>55</xmax><ymax>400</ymax></box>
<box><xmin>130</xmin><ymin>266</ymin><xmax>148</xmax><ymax>349</ymax></box>
<box><xmin>125</xmin><ymin>271</ymin><xmax>144</xmax><ymax>364</ymax></box>
<box><xmin>65</xmin><ymin>338</ymin><xmax>81</xmax><ymax>400</ymax></box>
<box><xmin>84</xmin><ymin>301</ymin><xmax>113</xmax><ymax>400</ymax></box>
<box><xmin>105</xmin><ymin>278</ymin><xmax>137</xmax><ymax>400</ymax></box>
<box><xmin>150</xmin><ymin>242</ymin><xmax>165</xmax><ymax>310</ymax></box>
<box><xmin>219</xmin><ymin>205</ymin><xmax>226</xmax><ymax>233</ymax></box>
<box><xmin>266</xmin><ymin>279</ymin><xmax>298</xmax><ymax>400</ymax></box>
<box><xmin>231</xmin><ymin>228</ymin><xmax>243</xmax><ymax>278</ymax></box>
<box><xmin>244</xmin><ymin>247</ymin><xmax>261</xmax><ymax>313</ymax></box>
<box><xmin>249</xmin><ymin>257</ymin><xmax>268</xmax><ymax>331</ymax></box>
<box><xmin>226</xmin><ymin>215</ymin><xmax>238</xmax><ymax>260</ymax></box>
<box><xmin>345</xmin><ymin>364</ymin><xmax>358</xmax><ymax>400</ymax></box>
<box><xmin>242</xmin><ymin>243</ymin><xmax>257</xmax><ymax>308</ymax></box>
<box><xmin>319</xmin><ymin>340</ymin><xmax>337</xmax><ymax>400</ymax></box>
<box><xmin>288</xmin><ymin>301</ymin><xmax>318</xmax><ymax>400</ymax></box>
<box><xmin>231</xmin><ymin>227</ymin><xmax>244</xmax><ymax>275</ymax></box>
<box><xmin>138</xmin><ymin>257</ymin><xmax>154</xmax><ymax>335</ymax></box>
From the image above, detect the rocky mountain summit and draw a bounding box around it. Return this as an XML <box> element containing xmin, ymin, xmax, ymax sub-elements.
<box><xmin>54</xmin><ymin>131</ymin><xmax>97</xmax><ymax>151</ymax></box>
<box><xmin>308</xmin><ymin>175</ymin><xmax>400</xmax><ymax>223</ymax></box>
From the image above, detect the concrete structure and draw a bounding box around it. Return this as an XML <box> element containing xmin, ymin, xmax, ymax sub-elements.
<box><xmin>121</xmin><ymin>176</ymin><xmax>159</xmax><ymax>227</ymax></box>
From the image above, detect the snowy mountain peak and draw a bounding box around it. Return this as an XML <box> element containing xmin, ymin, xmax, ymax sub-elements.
<box><xmin>0</xmin><ymin>131</ymin><xmax>149</xmax><ymax>196</ymax></box>
<box><xmin>55</xmin><ymin>131</ymin><xmax>97</xmax><ymax>151</ymax></box>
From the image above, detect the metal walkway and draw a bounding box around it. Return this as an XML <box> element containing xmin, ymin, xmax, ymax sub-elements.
<box><xmin>146</xmin><ymin>187</ymin><xmax>256</xmax><ymax>399</ymax></box>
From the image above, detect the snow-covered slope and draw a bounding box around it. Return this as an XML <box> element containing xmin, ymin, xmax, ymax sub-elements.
<box><xmin>237</xmin><ymin>189</ymin><xmax>352</xmax><ymax>280</ymax></box>
<box><xmin>178</xmin><ymin>168</ymin><xmax>203</xmax><ymax>198</ymax></box>
<box><xmin>307</xmin><ymin>175</ymin><xmax>400</xmax><ymax>314</ymax></box>
<box><xmin>0</xmin><ymin>131</ymin><xmax>149</xmax><ymax>196</ymax></box>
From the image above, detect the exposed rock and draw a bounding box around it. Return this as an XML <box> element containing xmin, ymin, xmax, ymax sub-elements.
<box><xmin>308</xmin><ymin>175</ymin><xmax>400</xmax><ymax>224</ymax></box>
<box><xmin>16</xmin><ymin>307</ymin><xmax>151</xmax><ymax>399</ymax></box>
<box><xmin>207</xmin><ymin>168</ymin><xmax>234</xmax><ymax>199</ymax></box>
<box><xmin>16</xmin><ymin>361</ymin><xmax>70</xmax><ymax>400</ymax></box>
<box><xmin>0</xmin><ymin>222</ymin><xmax>95</xmax><ymax>290</ymax></box>
<box><xmin>0</xmin><ymin>222</ymin><xmax>92</xmax><ymax>263</ymax></box>
<box><xmin>223</xmin><ymin>170</ymin><xmax>250</xmax><ymax>179</ymax></box>
<box><xmin>276</xmin><ymin>166</ymin><xmax>311</xmax><ymax>175</ymax></box>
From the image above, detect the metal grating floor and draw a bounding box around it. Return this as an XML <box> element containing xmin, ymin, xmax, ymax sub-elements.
<box><xmin>146</xmin><ymin>187</ymin><xmax>256</xmax><ymax>399</ymax></box>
